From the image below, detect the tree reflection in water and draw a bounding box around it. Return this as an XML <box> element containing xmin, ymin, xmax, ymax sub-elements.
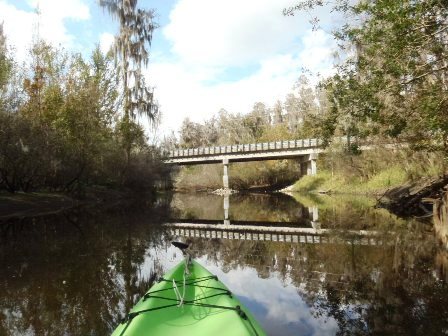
<box><xmin>0</xmin><ymin>199</ymin><xmax>171</xmax><ymax>336</ymax></box>
<box><xmin>0</xmin><ymin>192</ymin><xmax>447</xmax><ymax>335</ymax></box>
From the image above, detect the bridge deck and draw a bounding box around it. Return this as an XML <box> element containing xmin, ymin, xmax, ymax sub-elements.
<box><xmin>163</xmin><ymin>137</ymin><xmax>400</xmax><ymax>165</ymax></box>
<box><xmin>165</xmin><ymin>138</ymin><xmax>323</xmax><ymax>164</ymax></box>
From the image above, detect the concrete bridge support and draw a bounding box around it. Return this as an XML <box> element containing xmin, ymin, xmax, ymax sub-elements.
<box><xmin>223</xmin><ymin>195</ymin><xmax>230</xmax><ymax>225</ymax></box>
<box><xmin>308</xmin><ymin>154</ymin><xmax>317</xmax><ymax>175</ymax></box>
<box><xmin>309</xmin><ymin>206</ymin><xmax>320</xmax><ymax>229</ymax></box>
<box><xmin>300</xmin><ymin>153</ymin><xmax>318</xmax><ymax>176</ymax></box>
<box><xmin>223</xmin><ymin>158</ymin><xmax>229</xmax><ymax>189</ymax></box>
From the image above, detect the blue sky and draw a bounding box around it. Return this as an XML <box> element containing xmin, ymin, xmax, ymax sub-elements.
<box><xmin>0</xmin><ymin>0</ymin><xmax>337</xmax><ymax>136</ymax></box>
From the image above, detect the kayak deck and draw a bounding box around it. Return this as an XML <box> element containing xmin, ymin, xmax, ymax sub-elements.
<box><xmin>112</xmin><ymin>260</ymin><xmax>266</xmax><ymax>336</ymax></box>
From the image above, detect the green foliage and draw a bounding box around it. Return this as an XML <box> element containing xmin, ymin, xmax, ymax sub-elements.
<box><xmin>258</xmin><ymin>124</ymin><xmax>293</xmax><ymax>142</ymax></box>
<box><xmin>0</xmin><ymin>23</ymin><xmax>11</xmax><ymax>95</ymax></box>
<box><xmin>287</xmin><ymin>0</ymin><xmax>448</xmax><ymax>155</ymax></box>
<box><xmin>243</xmin><ymin>102</ymin><xmax>270</xmax><ymax>139</ymax></box>
<box><xmin>176</xmin><ymin>70</ymin><xmax>331</xmax><ymax>149</ymax></box>
<box><xmin>0</xmin><ymin>40</ymin><xmax>168</xmax><ymax>194</ymax></box>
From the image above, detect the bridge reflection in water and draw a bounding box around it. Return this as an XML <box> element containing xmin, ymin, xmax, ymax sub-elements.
<box><xmin>168</xmin><ymin>225</ymin><xmax>388</xmax><ymax>246</ymax></box>
<box><xmin>165</xmin><ymin>194</ymin><xmax>392</xmax><ymax>246</ymax></box>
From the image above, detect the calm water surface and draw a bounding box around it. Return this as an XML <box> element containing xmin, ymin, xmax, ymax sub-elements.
<box><xmin>1</xmin><ymin>192</ymin><xmax>447</xmax><ymax>335</ymax></box>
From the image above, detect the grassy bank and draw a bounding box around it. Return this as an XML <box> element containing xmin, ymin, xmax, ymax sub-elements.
<box><xmin>289</xmin><ymin>147</ymin><xmax>446</xmax><ymax>195</ymax></box>
<box><xmin>290</xmin><ymin>166</ymin><xmax>407</xmax><ymax>195</ymax></box>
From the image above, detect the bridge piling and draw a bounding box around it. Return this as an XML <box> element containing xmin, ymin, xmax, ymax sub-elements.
<box><xmin>223</xmin><ymin>158</ymin><xmax>229</xmax><ymax>189</ymax></box>
<box><xmin>309</xmin><ymin>153</ymin><xmax>318</xmax><ymax>175</ymax></box>
<box><xmin>301</xmin><ymin>153</ymin><xmax>318</xmax><ymax>176</ymax></box>
<box><xmin>308</xmin><ymin>159</ymin><xmax>317</xmax><ymax>175</ymax></box>
<box><xmin>224</xmin><ymin>195</ymin><xmax>230</xmax><ymax>225</ymax></box>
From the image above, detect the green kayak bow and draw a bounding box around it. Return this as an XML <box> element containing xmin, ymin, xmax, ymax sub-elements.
<box><xmin>112</xmin><ymin>242</ymin><xmax>266</xmax><ymax>336</ymax></box>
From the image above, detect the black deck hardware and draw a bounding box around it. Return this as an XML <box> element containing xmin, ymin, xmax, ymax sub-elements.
<box><xmin>171</xmin><ymin>241</ymin><xmax>189</xmax><ymax>250</ymax></box>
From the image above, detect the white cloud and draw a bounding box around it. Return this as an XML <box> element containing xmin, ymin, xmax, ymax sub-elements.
<box><xmin>147</xmin><ymin>0</ymin><xmax>339</xmax><ymax>136</ymax></box>
<box><xmin>0</xmin><ymin>0</ymin><xmax>90</xmax><ymax>60</ymax></box>
<box><xmin>99</xmin><ymin>32</ymin><xmax>114</xmax><ymax>54</ymax></box>
<box><xmin>150</xmin><ymin>29</ymin><xmax>336</xmax><ymax>135</ymax></box>
<box><xmin>164</xmin><ymin>0</ymin><xmax>305</xmax><ymax>67</ymax></box>
<box><xmin>28</xmin><ymin>0</ymin><xmax>90</xmax><ymax>21</ymax></box>
<box><xmin>299</xmin><ymin>29</ymin><xmax>335</xmax><ymax>78</ymax></box>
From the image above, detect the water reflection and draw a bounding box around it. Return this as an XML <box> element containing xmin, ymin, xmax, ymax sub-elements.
<box><xmin>0</xmin><ymin>192</ymin><xmax>447</xmax><ymax>335</ymax></box>
<box><xmin>0</xmin><ymin>201</ymin><xmax>170</xmax><ymax>336</ymax></box>
<box><xmin>169</xmin><ymin>192</ymin><xmax>318</xmax><ymax>227</ymax></box>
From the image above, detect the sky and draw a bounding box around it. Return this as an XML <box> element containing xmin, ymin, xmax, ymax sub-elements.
<box><xmin>0</xmin><ymin>0</ymin><xmax>338</xmax><ymax>137</ymax></box>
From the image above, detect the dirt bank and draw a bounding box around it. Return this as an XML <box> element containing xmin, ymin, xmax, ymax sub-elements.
<box><xmin>377</xmin><ymin>175</ymin><xmax>448</xmax><ymax>218</ymax></box>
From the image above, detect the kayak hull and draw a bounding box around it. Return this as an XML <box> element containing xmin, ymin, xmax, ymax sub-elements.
<box><xmin>112</xmin><ymin>260</ymin><xmax>266</xmax><ymax>336</ymax></box>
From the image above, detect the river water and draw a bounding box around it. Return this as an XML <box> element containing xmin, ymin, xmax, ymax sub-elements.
<box><xmin>1</xmin><ymin>192</ymin><xmax>447</xmax><ymax>335</ymax></box>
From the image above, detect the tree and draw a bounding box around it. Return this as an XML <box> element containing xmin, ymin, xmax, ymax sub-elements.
<box><xmin>284</xmin><ymin>93</ymin><xmax>301</xmax><ymax>132</ymax></box>
<box><xmin>284</xmin><ymin>75</ymin><xmax>321</xmax><ymax>135</ymax></box>
<box><xmin>216</xmin><ymin>109</ymin><xmax>255</xmax><ymax>144</ymax></box>
<box><xmin>99</xmin><ymin>0</ymin><xmax>159</xmax><ymax>161</ymax></box>
<box><xmin>285</xmin><ymin>0</ymin><xmax>448</xmax><ymax>155</ymax></box>
<box><xmin>99</xmin><ymin>0</ymin><xmax>158</xmax><ymax>121</ymax></box>
<box><xmin>0</xmin><ymin>22</ymin><xmax>22</xmax><ymax>115</ymax></box>
<box><xmin>0</xmin><ymin>22</ymin><xmax>11</xmax><ymax>98</ymax></box>
<box><xmin>0</xmin><ymin>23</ymin><xmax>168</xmax><ymax>193</ymax></box>
<box><xmin>243</xmin><ymin>102</ymin><xmax>270</xmax><ymax>140</ymax></box>
<box><xmin>179</xmin><ymin>118</ymin><xmax>206</xmax><ymax>148</ymax></box>
<box><xmin>272</xmin><ymin>100</ymin><xmax>284</xmax><ymax>125</ymax></box>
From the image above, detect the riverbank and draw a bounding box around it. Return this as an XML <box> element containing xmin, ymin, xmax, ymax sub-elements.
<box><xmin>0</xmin><ymin>187</ymin><xmax>156</xmax><ymax>220</ymax></box>
<box><xmin>286</xmin><ymin>168</ymin><xmax>407</xmax><ymax>195</ymax></box>
<box><xmin>0</xmin><ymin>192</ymin><xmax>77</xmax><ymax>219</ymax></box>
<box><xmin>286</xmin><ymin>168</ymin><xmax>448</xmax><ymax>218</ymax></box>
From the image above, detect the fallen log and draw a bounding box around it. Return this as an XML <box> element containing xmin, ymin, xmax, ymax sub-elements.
<box><xmin>377</xmin><ymin>175</ymin><xmax>448</xmax><ymax>218</ymax></box>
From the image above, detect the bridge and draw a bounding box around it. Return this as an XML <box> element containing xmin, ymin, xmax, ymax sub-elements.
<box><xmin>166</xmin><ymin>222</ymin><xmax>390</xmax><ymax>247</ymax></box>
<box><xmin>165</xmin><ymin>138</ymin><xmax>324</xmax><ymax>188</ymax></box>
<box><xmin>163</xmin><ymin>137</ymin><xmax>401</xmax><ymax>189</ymax></box>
